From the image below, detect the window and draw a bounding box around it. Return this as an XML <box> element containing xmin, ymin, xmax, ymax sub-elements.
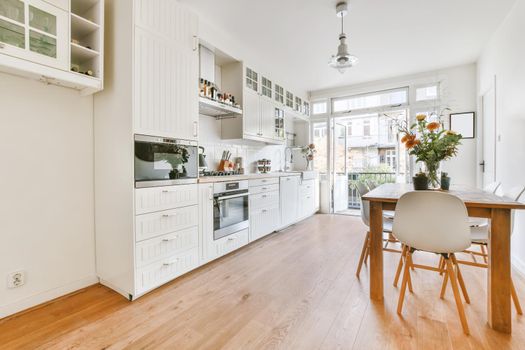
<box><xmin>312</xmin><ymin>122</ymin><xmax>328</xmax><ymax>173</ymax></box>
<box><xmin>286</xmin><ymin>91</ymin><xmax>294</xmax><ymax>108</ymax></box>
<box><xmin>347</xmin><ymin>121</ymin><xmax>352</xmax><ymax>136</ymax></box>
<box><xmin>275</xmin><ymin>84</ymin><xmax>284</xmax><ymax>104</ymax></box>
<box><xmin>295</xmin><ymin>96</ymin><xmax>302</xmax><ymax>112</ymax></box>
<box><xmin>332</xmin><ymin>88</ymin><xmax>408</xmax><ymax>113</ymax></box>
<box><xmin>312</xmin><ymin>101</ymin><xmax>328</xmax><ymax>115</ymax></box>
<box><xmin>385</xmin><ymin>149</ymin><xmax>396</xmax><ymax>170</ymax></box>
<box><xmin>363</xmin><ymin>120</ymin><xmax>370</xmax><ymax>136</ymax></box>
<box><xmin>246</xmin><ymin>67</ymin><xmax>258</xmax><ymax>92</ymax></box>
<box><xmin>303</xmin><ymin>101</ymin><xmax>310</xmax><ymax>116</ymax></box>
<box><xmin>261</xmin><ymin>76</ymin><xmax>272</xmax><ymax>98</ymax></box>
<box><xmin>415</xmin><ymin>84</ymin><xmax>439</xmax><ymax>101</ymax></box>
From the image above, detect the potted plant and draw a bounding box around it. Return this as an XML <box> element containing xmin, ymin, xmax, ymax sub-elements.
<box><xmin>441</xmin><ymin>172</ymin><xmax>451</xmax><ymax>191</ymax></box>
<box><xmin>413</xmin><ymin>171</ymin><xmax>429</xmax><ymax>190</ymax></box>
<box><xmin>398</xmin><ymin>112</ymin><xmax>462</xmax><ymax>189</ymax></box>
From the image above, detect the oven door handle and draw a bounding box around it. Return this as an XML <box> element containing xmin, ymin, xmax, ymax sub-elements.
<box><xmin>215</xmin><ymin>193</ymin><xmax>249</xmax><ymax>201</ymax></box>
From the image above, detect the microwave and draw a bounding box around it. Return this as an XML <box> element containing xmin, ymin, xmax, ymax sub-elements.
<box><xmin>134</xmin><ymin>134</ymin><xmax>198</xmax><ymax>188</ymax></box>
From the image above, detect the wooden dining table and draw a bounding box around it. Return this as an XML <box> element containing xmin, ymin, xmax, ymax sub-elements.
<box><xmin>362</xmin><ymin>183</ymin><xmax>525</xmax><ymax>334</ymax></box>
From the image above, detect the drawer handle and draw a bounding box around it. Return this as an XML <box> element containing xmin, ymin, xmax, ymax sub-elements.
<box><xmin>262</xmin><ymin>180</ymin><xmax>267</xmax><ymax>182</ymax></box>
<box><xmin>262</xmin><ymin>195</ymin><xmax>267</xmax><ymax>198</ymax></box>
<box><xmin>227</xmin><ymin>237</ymin><xmax>236</xmax><ymax>241</ymax></box>
<box><xmin>163</xmin><ymin>259</ymin><xmax>179</xmax><ymax>266</ymax></box>
<box><xmin>262</xmin><ymin>209</ymin><xmax>268</xmax><ymax>213</ymax></box>
<box><xmin>262</xmin><ymin>187</ymin><xmax>267</xmax><ymax>190</ymax></box>
<box><xmin>161</xmin><ymin>190</ymin><xmax>176</xmax><ymax>193</ymax></box>
<box><xmin>162</xmin><ymin>213</ymin><xmax>176</xmax><ymax>218</ymax></box>
<box><xmin>162</xmin><ymin>236</ymin><xmax>178</xmax><ymax>242</ymax></box>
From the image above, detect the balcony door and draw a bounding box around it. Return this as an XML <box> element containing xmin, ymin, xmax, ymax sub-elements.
<box><xmin>332</xmin><ymin>122</ymin><xmax>348</xmax><ymax>213</ymax></box>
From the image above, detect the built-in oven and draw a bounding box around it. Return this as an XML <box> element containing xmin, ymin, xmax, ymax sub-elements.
<box><xmin>213</xmin><ymin>181</ymin><xmax>249</xmax><ymax>240</ymax></box>
<box><xmin>134</xmin><ymin>134</ymin><xmax>198</xmax><ymax>188</ymax></box>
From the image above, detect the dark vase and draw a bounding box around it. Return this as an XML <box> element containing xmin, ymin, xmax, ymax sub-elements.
<box><xmin>413</xmin><ymin>176</ymin><xmax>429</xmax><ymax>190</ymax></box>
<box><xmin>441</xmin><ymin>176</ymin><xmax>451</xmax><ymax>191</ymax></box>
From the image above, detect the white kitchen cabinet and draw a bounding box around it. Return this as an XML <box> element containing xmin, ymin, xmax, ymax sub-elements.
<box><xmin>198</xmin><ymin>183</ymin><xmax>213</xmax><ymax>263</ymax></box>
<box><xmin>298</xmin><ymin>179</ymin><xmax>315</xmax><ymax>219</ymax></box>
<box><xmin>133</xmin><ymin>1</ymin><xmax>198</xmax><ymax>140</ymax></box>
<box><xmin>0</xmin><ymin>0</ymin><xmax>104</xmax><ymax>94</ymax></box>
<box><xmin>260</xmin><ymin>96</ymin><xmax>276</xmax><ymax>139</ymax></box>
<box><xmin>280</xmin><ymin>175</ymin><xmax>300</xmax><ymax>228</ymax></box>
<box><xmin>94</xmin><ymin>0</ymin><xmax>200</xmax><ymax>301</ymax></box>
<box><xmin>243</xmin><ymin>88</ymin><xmax>260</xmax><ymax>137</ymax></box>
<box><xmin>250</xmin><ymin>206</ymin><xmax>279</xmax><ymax>241</ymax></box>
<box><xmin>0</xmin><ymin>0</ymin><xmax>68</xmax><ymax>69</ymax></box>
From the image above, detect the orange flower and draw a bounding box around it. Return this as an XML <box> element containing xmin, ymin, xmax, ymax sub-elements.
<box><xmin>405</xmin><ymin>138</ymin><xmax>419</xmax><ymax>149</ymax></box>
<box><xmin>416</xmin><ymin>114</ymin><xmax>426</xmax><ymax>122</ymax></box>
<box><xmin>401</xmin><ymin>133</ymin><xmax>416</xmax><ymax>143</ymax></box>
<box><xmin>427</xmin><ymin>122</ymin><xmax>440</xmax><ymax>131</ymax></box>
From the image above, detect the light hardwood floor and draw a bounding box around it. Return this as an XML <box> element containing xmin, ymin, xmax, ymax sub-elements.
<box><xmin>1</xmin><ymin>214</ymin><xmax>525</xmax><ymax>349</ymax></box>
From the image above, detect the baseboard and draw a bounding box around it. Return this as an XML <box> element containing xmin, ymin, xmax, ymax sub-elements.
<box><xmin>0</xmin><ymin>275</ymin><xmax>99</xmax><ymax>319</ymax></box>
<box><xmin>512</xmin><ymin>256</ymin><xmax>525</xmax><ymax>279</ymax></box>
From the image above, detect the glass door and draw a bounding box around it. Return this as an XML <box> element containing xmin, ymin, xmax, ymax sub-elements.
<box><xmin>0</xmin><ymin>0</ymin><xmax>26</xmax><ymax>53</ymax></box>
<box><xmin>332</xmin><ymin>121</ymin><xmax>349</xmax><ymax>214</ymax></box>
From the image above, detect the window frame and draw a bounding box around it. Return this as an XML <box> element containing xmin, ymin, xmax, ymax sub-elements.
<box><xmin>331</xmin><ymin>87</ymin><xmax>409</xmax><ymax>116</ymax></box>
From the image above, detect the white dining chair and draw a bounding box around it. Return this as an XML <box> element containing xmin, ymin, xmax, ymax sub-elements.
<box><xmin>455</xmin><ymin>184</ymin><xmax>525</xmax><ymax>315</ymax></box>
<box><xmin>355</xmin><ymin>182</ymin><xmax>402</xmax><ymax>278</ymax></box>
<box><xmin>394</xmin><ymin>191</ymin><xmax>472</xmax><ymax>334</ymax></box>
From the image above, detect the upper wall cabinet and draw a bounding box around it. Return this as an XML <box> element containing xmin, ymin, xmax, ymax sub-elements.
<box><xmin>133</xmin><ymin>0</ymin><xmax>199</xmax><ymax>140</ymax></box>
<box><xmin>0</xmin><ymin>0</ymin><xmax>104</xmax><ymax>95</ymax></box>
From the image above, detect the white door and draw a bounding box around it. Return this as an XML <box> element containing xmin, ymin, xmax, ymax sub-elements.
<box><xmin>280</xmin><ymin>176</ymin><xmax>299</xmax><ymax>227</ymax></box>
<box><xmin>482</xmin><ymin>81</ymin><xmax>497</xmax><ymax>186</ymax></box>
<box><xmin>243</xmin><ymin>89</ymin><xmax>260</xmax><ymax>136</ymax></box>
<box><xmin>332</xmin><ymin>122</ymin><xmax>348</xmax><ymax>213</ymax></box>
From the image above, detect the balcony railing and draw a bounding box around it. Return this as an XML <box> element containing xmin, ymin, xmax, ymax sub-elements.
<box><xmin>348</xmin><ymin>172</ymin><xmax>396</xmax><ymax>209</ymax></box>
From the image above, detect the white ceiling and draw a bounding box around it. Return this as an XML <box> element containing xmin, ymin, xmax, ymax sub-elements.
<box><xmin>180</xmin><ymin>0</ymin><xmax>516</xmax><ymax>93</ymax></box>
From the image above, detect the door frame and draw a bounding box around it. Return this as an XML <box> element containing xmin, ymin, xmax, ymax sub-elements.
<box><xmin>479</xmin><ymin>75</ymin><xmax>497</xmax><ymax>187</ymax></box>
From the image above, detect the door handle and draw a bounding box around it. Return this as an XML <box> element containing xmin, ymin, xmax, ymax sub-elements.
<box><xmin>193</xmin><ymin>121</ymin><xmax>198</xmax><ymax>137</ymax></box>
<box><xmin>479</xmin><ymin>160</ymin><xmax>485</xmax><ymax>173</ymax></box>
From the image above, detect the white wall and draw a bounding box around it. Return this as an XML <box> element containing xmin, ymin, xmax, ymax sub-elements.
<box><xmin>477</xmin><ymin>0</ymin><xmax>525</xmax><ymax>274</ymax></box>
<box><xmin>310</xmin><ymin>64</ymin><xmax>478</xmax><ymax>185</ymax></box>
<box><xmin>0</xmin><ymin>73</ymin><xmax>97</xmax><ymax>318</ymax></box>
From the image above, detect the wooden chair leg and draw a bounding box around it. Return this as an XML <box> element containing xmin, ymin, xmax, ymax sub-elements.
<box><xmin>445</xmin><ymin>258</ymin><xmax>470</xmax><ymax>335</ymax></box>
<box><xmin>356</xmin><ymin>232</ymin><xmax>370</xmax><ymax>277</ymax></box>
<box><xmin>397</xmin><ymin>251</ymin><xmax>413</xmax><ymax>315</ymax></box>
<box><xmin>440</xmin><ymin>266</ymin><xmax>449</xmax><ymax>299</ymax></box>
<box><xmin>393</xmin><ymin>245</ymin><xmax>406</xmax><ymax>287</ymax></box>
<box><xmin>451</xmin><ymin>254</ymin><xmax>470</xmax><ymax>304</ymax></box>
<box><xmin>511</xmin><ymin>278</ymin><xmax>523</xmax><ymax>315</ymax></box>
<box><xmin>480</xmin><ymin>244</ymin><xmax>488</xmax><ymax>264</ymax></box>
<box><xmin>438</xmin><ymin>256</ymin><xmax>444</xmax><ymax>276</ymax></box>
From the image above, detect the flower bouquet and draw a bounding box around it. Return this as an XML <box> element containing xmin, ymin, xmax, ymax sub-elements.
<box><xmin>399</xmin><ymin>113</ymin><xmax>462</xmax><ymax>189</ymax></box>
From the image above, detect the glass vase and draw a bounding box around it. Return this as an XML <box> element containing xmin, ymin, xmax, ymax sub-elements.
<box><xmin>424</xmin><ymin>161</ymin><xmax>441</xmax><ymax>189</ymax></box>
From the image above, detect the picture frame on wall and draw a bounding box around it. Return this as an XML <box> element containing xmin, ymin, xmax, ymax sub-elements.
<box><xmin>450</xmin><ymin>112</ymin><xmax>475</xmax><ymax>139</ymax></box>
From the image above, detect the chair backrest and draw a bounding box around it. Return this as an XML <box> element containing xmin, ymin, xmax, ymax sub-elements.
<box><xmin>393</xmin><ymin>191</ymin><xmax>471</xmax><ymax>253</ymax></box>
<box><xmin>356</xmin><ymin>182</ymin><xmax>370</xmax><ymax>227</ymax></box>
<box><xmin>367</xmin><ymin>180</ymin><xmax>377</xmax><ymax>190</ymax></box>
<box><xmin>483</xmin><ymin>181</ymin><xmax>501</xmax><ymax>194</ymax></box>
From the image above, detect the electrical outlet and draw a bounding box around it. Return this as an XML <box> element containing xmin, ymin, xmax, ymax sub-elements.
<box><xmin>7</xmin><ymin>271</ymin><xmax>25</xmax><ymax>289</ymax></box>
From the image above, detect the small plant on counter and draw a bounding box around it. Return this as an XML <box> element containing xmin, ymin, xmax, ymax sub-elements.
<box><xmin>412</xmin><ymin>171</ymin><xmax>429</xmax><ymax>191</ymax></box>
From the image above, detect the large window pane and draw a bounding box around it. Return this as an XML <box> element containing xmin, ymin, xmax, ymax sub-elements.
<box><xmin>312</xmin><ymin>101</ymin><xmax>327</xmax><ymax>115</ymax></box>
<box><xmin>416</xmin><ymin>84</ymin><xmax>439</xmax><ymax>101</ymax></box>
<box><xmin>332</xmin><ymin>88</ymin><xmax>408</xmax><ymax>113</ymax></box>
<box><xmin>312</xmin><ymin>122</ymin><xmax>328</xmax><ymax>173</ymax></box>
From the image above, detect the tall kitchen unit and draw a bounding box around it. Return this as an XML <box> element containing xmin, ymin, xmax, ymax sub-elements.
<box><xmin>94</xmin><ymin>0</ymin><xmax>199</xmax><ymax>300</ymax></box>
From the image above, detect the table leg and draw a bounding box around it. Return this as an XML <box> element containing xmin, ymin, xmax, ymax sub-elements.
<box><xmin>369</xmin><ymin>201</ymin><xmax>384</xmax><ymax>301</ymax></box>
<box><xmin>488</xmin><ymin>208</ymin><xmax>512</xmax><ymax>333</ymax></box>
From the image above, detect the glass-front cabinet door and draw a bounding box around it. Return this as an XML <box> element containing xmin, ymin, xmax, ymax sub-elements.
<box><xmin>245</xmin><ymin>67</ymin><xmax>259</xmax><ymax>93</ymax></box>
<box><xmin>274</xmin><ymin>106</ymin><xmax>285</xmax><ymax>140</ymax></box>
<box><xmin>0</xmin><ymin>0</ymin><xmax>68</xmax><ymax>70</ymax></box>
<box><xmin>261</xmin><ymin>76</ymin><xmax>272</xmax><ymax>98</ymax></box>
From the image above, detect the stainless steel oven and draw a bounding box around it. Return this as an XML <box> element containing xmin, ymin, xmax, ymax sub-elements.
<box><xmin>213</xmin><ymin>181</ymin><xmax>249</xmax><ymax>240</ymax></box>
<box><xmin>134</xmin><ymin>134</ymin><xmax>198</xmax><ymax>188</ymax></box>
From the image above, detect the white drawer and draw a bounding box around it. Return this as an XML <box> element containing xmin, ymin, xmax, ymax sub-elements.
<box><xmin>135</xmin><ymin>205</ymin><xmax>198</xmax><ymax>242</ymax></box>
<box><xmin>250</xmin><ymin>191</ymin><xmax>279</xmax><ymax>210</ymax></box>
<box><xmin>249</xmin><ymin>177</ymin><xmax>279</xmax><ymax>187</ymax></box>
<box><xmin>250</xmin><ymin>183</ymin><xmax>279</xmax><ymax>195</ymax></box>
<box><xmin>135</xmin><ymin>184</ymin><xmax>198</xmax><ymax>215</ymax></box>
<box><xmin>250</xmin><ymin>205</ymin><xmax>280</xmax><ymax>242</ymax></box>
<box><xmin>135</xmin><ymin>226</ymin><xmax>198</xmax><ymax>268</ymax></box>
<box><xmin>135</xmin><ymin>247</ymin><xmax>199</xmax><ymax>294</ymax></box>
<box><xmin>300</xmin><ymin>180</ymin><xmax>315</xmax><ymax>196</ymax></box>
<box><xmin>206</xmin><ymin>228</ymin><xmax>249</xmax><ymax>262</ymax></box>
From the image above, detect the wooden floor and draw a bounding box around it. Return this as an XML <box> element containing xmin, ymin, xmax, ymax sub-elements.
<box><xmin>1</xmin><ymin>214</ymin><xmax>525</xmax><ymax>349</ymax></box>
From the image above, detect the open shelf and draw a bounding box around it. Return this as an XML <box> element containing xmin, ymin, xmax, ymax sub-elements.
<box><xmin>71</xmin><ymin>13</ymin><xmax>100</xmax><ymax>38</ymax></box>
<box><xmin>71</xmin><ymin>42</ymin><xmax>99</xmax><ymax>61</ymax></box>
<box><xmin>199</xmin><ymin>97</ymin><xmax>243</xmax><ymax>118</ymax></box>
<box><xmin>71</xmin><ymin>0</ymin><xmax>99</xmax><ymax>17</ymax></box>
